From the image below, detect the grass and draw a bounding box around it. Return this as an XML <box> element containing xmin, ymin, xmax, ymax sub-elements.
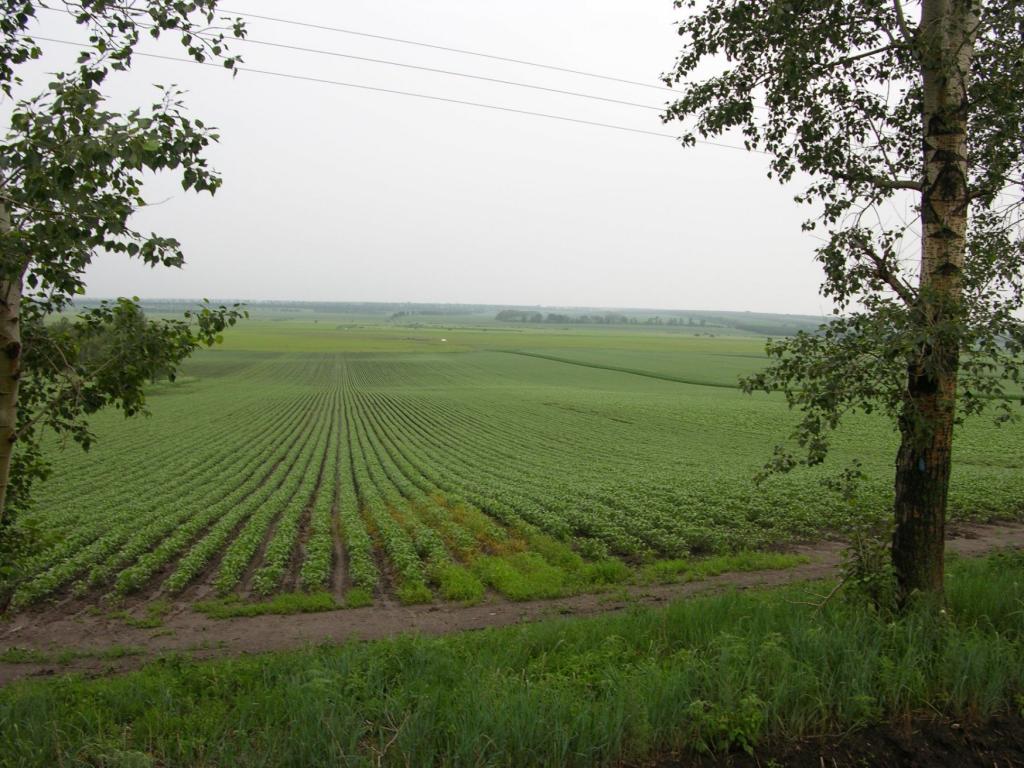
<box><xmin>638</xmin><ymin>551</ymin><xmax>811</xmax><ymax>584</ymax></box>
<box><xmin>2</xmin><ymin>553</ymin><xmax>1023</xmax><ymax>767</ymax></box>
<box><xmin>579</xmin><ymin>558</ymin><xmax>632</xmax><ymax>585</ymax></box>
<box><xmin>109</xmin><ymin>599</ymin><xmax>172</xmax><ymax>629</ymax></box>
<box><xmin>58</xmin><ymin>645</ymin><xmax>145</xmax><ymax>664</ymax></box>
<box><xmin>1</xmin><ymin>645</ymin><xmax>144</xmax><ymax>665</ymax></box>
<box><xmin>148</xmin><ymin>553</ymin><xmax>807</xmax><ymax>619</ymax></box>
<box><xmin>179</xmin><ymin>553</ymin><xmax>811</xmax><ymax>618</ymax></box>
<box><xmin>344</xmin><ymin>588</ymin><xmax>375</xmax><ymax>608</ymax></box>
<box><xmin>194</xmin><ymin>592</ymin><xmax>338</xmax><ymax>620</ymax></box>
<box><xmin>0</xmin><ymin>647</ymin><xmax>47</xmax><ymax>664</ymax></box>
<box><xmin>467</xmin><ymin>551</ymin><xmax>800</xmax><ymax>603</ymax></box>
<box><xmin>434</xmin><ymin>563</ymin><xmax>486</xmax><ymax>603</ymax></box>
<box><xmin>395</xmin><ymin>582</ymin><xmax>434</xmax><ymax>605</ymax></box>
<box><xmin>472</xmin><ymin>552</ymin><xmax>571</xmax><ymax>600</ymax></box>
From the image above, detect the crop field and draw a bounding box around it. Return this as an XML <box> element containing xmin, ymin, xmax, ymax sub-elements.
<box><xmin>11</xmin><ymin>314</ymin><xmax>1024</xmax><ymax>610</ymax></box>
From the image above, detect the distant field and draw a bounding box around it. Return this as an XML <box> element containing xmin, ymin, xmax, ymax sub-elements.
<box><xmin>13</xmin><ymin>316</ymin><xmax>1024</xmax><ymax>609</ymax></box>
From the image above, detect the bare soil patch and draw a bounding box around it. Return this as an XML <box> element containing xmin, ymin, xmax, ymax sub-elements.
<box><xmin>2</xmin><ymin>521</ymin><xmax>1023</xmax><ymax>687</ymax></box>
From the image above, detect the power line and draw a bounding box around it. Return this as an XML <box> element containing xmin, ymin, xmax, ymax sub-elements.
<box><xmin>219</xmin><ymin>7</ymin><xmax>677</xmax><ymax>94</ymax></box>
<box><xmin>233</xmin><ymin>36</ymin><xmax>664</xmax><ymax>112</ymax></box>
<box><xmin>34</xmin><ymin>36</ymin><xmax>681</xmax><ymax>140</ymax></box>
<box><xmin>40</xmin><ymin>6</ymin><xmax>663</xmax><ymax>112</ymax></box>
<box><xmin>34</xmin><ymin>36</ymin><xmax>761</xmax><ymax>152</ymax></box>
<box><xmin>219</xmin><ymin>9</ymin><xmax>788</xmax><ymax>119</ymax></box>
<box><xmin>40</xmin><ymin>5</ymin><xmax>792</xmax><ymax>126</ymax></box>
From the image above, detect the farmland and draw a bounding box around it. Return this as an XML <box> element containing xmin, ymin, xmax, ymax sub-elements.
<box><xmin>11</xmin><ymin>308</ymin><xmax>1024</xmax><ymax>611</ymax></box>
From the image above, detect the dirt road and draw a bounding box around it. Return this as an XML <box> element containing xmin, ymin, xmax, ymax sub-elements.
<box><xmin>2</xmin><ymin>522</ymin><xmax>1023</xmax><ymax>686</ymax></box>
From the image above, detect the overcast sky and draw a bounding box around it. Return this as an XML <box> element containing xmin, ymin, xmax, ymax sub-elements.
<box><xmin>17</xmin><ymin>1</ymin><xmax>834</xmax><ymax>315</ymax></box>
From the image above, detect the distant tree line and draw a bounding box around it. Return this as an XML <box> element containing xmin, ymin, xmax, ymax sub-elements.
<box><xmin>96</xmin><ymin>300</ymin><xmax>824</xmax><ymax>337</ymax></box>
<box><xmin>496</xmin><ymin>310</ymin><xmax>713</xmax><ymax>327</ymax></box>
<box><xmin>390</xmin><ymin>309</ymin><xmax>457</xmax><ymax>319</ymax></box>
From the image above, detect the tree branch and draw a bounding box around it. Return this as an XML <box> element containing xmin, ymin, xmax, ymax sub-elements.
<box><xmin>892</xmin><ymin>0</ymin><xmax>914</xmax><ymax>45</ymax></box>
<box><xmin>968</xmin><ymin>172</ymin><xmax>1024</xmax><ymax>202</ymax></box>
<box><xmin>832</xmin><ymin>43</ymin><xmax>905</xmax><ymax>68</ymax></box>
<box><xmin>860</xmin><ymin>245</ymin><xmax>917</xmax><ymax>306</ymax></box>
<box><xmin>842</xmin><ymin>171</ymin><xmax>923</xmax><ymax>192</ymax></box>
<box><xmin>874</xmin><ymin>177</ymin><xmax>922</xmax><ymax>191</ymax></box>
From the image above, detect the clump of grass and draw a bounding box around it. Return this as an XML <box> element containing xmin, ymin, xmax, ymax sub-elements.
<box><xmin>435</xmin><ymin>564</ymin><xmax>485</xmax><ymax>603</ymax></box>
<box><xmin>525</xmin><ymin>531</ymin><xmax>585</xmax><ymax>571</ymax></box>
<box><xmin>638</xmin><ymin>551</ymin><xmax>809</xmax><ymax>584</ymax></box>
<box><xmin>195</xmin><ymin>592</ymin><xmax>338</xmax><ymax>620</ymax></box>
<box><xmin>54</xmin><ymin>646</ymin><xmax>146</xmax><ymax>665</ymax></box>
<box><xmin>344</xmin><ymin>588</ymin><xmax>374</xmax><ymax>609</ymax></box>
<box><xmin>2</xmin><ymin>644</ymin><xmax>145</xmax><ymax>665</ymax></box>
<box><xmin>111</xmin><ymin>599</ymin><xmax>172</xmax><ymax>629</ymax></box>
<box><xmin>473</xmin><ymin>553</ymin><xmax>570</xmax><ymax>600</ymax></box>
<box><xmin>0</xmin><ymin>647</ymin><xmax>47</xmax><ymax>664</ymax></box>
<box><xmin>69</xmin><ymin>645</ymin><xmax>145</xmax><ymax>663</ymax></box>
<box><xmin>577</xmin><ymin>559</ymin><xmax>631</xmax><ymax>586</ymax></box>
<box><xmin>101</xmin><ymin>645</ymin><xmax>145</xmax><ymax>660</ymax></box>
<box><xmin>395</xmin><ymin>583</ymin><xmax>433</xmax><ymax>606</ymax></box>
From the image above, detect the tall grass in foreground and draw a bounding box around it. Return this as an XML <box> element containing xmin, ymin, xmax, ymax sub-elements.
<box><xmin>2</xmin><ymin>552</ymin><xmax>1023</xmax><ymax>767</ymax></box>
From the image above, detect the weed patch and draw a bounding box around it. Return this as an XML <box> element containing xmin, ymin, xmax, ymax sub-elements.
<box><xmin>194</xmin><ymin>592</ymin><xmax>338</xmax><ymax>620</ymax></box>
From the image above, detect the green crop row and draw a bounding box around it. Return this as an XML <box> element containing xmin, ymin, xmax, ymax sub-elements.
<box><xmin>252</xmin><ymin>396</ymin><xmax>338</xmax><ymax>595</ymax></box>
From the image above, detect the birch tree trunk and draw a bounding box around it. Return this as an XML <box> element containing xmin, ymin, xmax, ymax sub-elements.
<box><xmin>892</xmin><ymin>0</ymin><xmax>979</xmax><ymax>601</ymax></box>
<box><xmin>0</xmin><ymin>200</ymin><xmax>20</xmax><ymax>526</ymax></box>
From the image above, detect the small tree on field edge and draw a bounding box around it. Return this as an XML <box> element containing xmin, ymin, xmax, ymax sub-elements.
<box><xmin>0</xmin><ymin>2</ymin><xmax>249</xmax><ymax>601</ymax></box>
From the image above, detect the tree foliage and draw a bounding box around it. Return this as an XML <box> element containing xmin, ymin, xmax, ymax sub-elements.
<box><xmin>664</xmin><ymin>0</ymin><xmax>1023</xmax><ymax>599</ymax></box>
<box><xmin>0</xmin><ymin>1</ymin><xmax>247</xmax><ymax>590</ymax></box>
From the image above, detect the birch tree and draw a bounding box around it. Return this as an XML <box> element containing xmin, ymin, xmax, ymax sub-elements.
<box><xmin>664</xmin><ymin>0</ymin><xmax>1023</xmax><ymax>602</ymax></box>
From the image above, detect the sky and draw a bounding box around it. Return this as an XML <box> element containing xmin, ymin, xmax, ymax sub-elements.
<box><xmin>16</xmin><ymin>0</ymin><xmax>834</xmax><ymax>316</ymax></box>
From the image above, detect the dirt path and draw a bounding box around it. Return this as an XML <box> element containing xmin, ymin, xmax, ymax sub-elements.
<box><xmin>3</xmin><ymin>521</ymin><xmax>1023</xmax><ymax>687</ymax></box>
